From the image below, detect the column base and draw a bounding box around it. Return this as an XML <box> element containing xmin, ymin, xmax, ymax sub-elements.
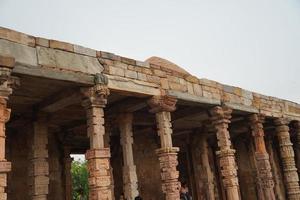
<box><xmin>86</xmin><ymin>148</ymin><xmax>113</xmax><ymax>200</ymax></box>
<box><xmin>156</xmin><ymin>147</ymin><xmax>181</xmax><ymax>200</ymax></box>
<box><xmin>0</xmin><ymin>160</ymin><xmax>9</xmax><ymax>200</ymax></box>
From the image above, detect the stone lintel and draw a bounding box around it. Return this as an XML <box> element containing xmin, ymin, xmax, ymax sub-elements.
<box><xmin>13</xmin><ymin>63</ymin><xmax>95</xmax><ymax>85</ymax></box>
<box><xmin>167</xmin><ymin>90</ymin><xmax>221</xmax><ymax>106</ymax></box>
<box><xmin>224</xmin><ymin>102</ymin><xmax>259</xmax><ymax>114</ymax></box>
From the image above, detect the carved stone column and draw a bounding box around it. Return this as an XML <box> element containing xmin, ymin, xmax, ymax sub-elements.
<box><xmin>199</xmin><ymin>134</ymin><xmax>216</xmax><ymax>200</ymax></box>
<box><xmin>249</xmin><ymin>114</ymin><xmax>275</xmax><ymax>200</ymax></box>
<box><xmin>64</xmin><ymin>147</ymin><xmax>73</xmax><ymax>200</ymax></box>
<box><xmin>118</xmin><ymin>113</ymin><xmax>139</xmax><ymax>200</ymax></box>
<box><xmin>81</xmin><ymin>83</ymin><xmax>114</xmax><ymax>200</ymax></box>
<box><xmin>0</xmin><ymin>56</ymin><xmax>18</xmax><ymax>200</ymax></box>
<box><xmin>29</xmin><ymin>113</ymin><xmax>50</xmax><ymax>200</ymax></box>
<box><xmin>274</xmin><ymin>118</ymin><xmax>300</xmax><ymax>199</ymax></box>
<box><xmin>148</xmin><ymin>96</ymin><xmax>180</xmax><ymax>200</ymax></box>
<box><xmin>295</xmin><ymin>121</ymin><xmax>300</xmax><ymax>178</ymax></box>
<box><xmin>209</xmin><ymin>106</ymin><xmax>240</xmax><ymax>200</ymax></box>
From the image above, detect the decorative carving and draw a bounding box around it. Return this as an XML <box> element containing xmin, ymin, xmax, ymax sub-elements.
<box><xmin>82</xmin><ymin>84</ymin><xmax>113</xmax><ymax>200</ymax></box>
<box><xmin>118</xmin><ymin>113</ymin><xmax>139</xmax><ymax>200</ymax></box>
<box><xmin>156</xmin><ymin>148</ymin><xmax>181</xmax><ymax>200</ymax></box>
<box><xmin>148</xmin><ymin>95</ymin><xmax>177</xmax><ymax>113</ymax></box>
<box><xmin>154</xmin><ymin>108</ymin><xmax>180</xmax><ymax>200</ymax></box>
<box><xmin>81</xmin><ymin>84</ymin><xmax>110</xmax><ymax>108</ymax></box>
<box><xmin>28</xmin><ymin>116</ymin><xmax>50</xmax><ymax>199</ymax></box>
<box><xmin>274</xmin><ymin>118</ymin><xmax>300</xmax><ymax>200</ymax></box>
<box><xmin>249</xmin><ymin>114</ymin><xmax>275</xmax><ymax>200</ymax></box>
<box><xmin>0</xmin><ymin>55</ymin><xmax>17</xmax><ymax>200</ymax></box>
<box><xmin>86</xmin><ymin>148</ymin><xmax>112</xmax><ymax>200</ymax></box>
<box><xmin>295</xmin><ymin>121</ymin><xmax>300</xmax><ymax>182</ymax></box>
<box><xmin>210</xmin><ymin>106</ymin><xmax>240</xmax><ymax>200</ymax></box>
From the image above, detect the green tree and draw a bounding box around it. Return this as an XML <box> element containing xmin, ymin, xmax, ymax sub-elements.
<box><xmin>71</xmin><ymin>160</ymin><xmax>89</xmax><ymax>200</ymax></box>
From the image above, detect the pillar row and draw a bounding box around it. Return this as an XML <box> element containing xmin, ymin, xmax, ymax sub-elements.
<box><xmin>274</xmin><ymin>118</ymin><xmax>300</xmax><ymax>200</ymax></box>
<box><xmin>81</xmin><ymin>84</ymin><xmax>113</xmax><ymax>200</ymax></box>
<box><xmin>0</xmin><ymin>56</ymin><xmax>18</xmax><ymax>200</ymax></box>
<box><xmin>249</xmin><ymin>114</ymin><xmax>275</xmax><ymax>200</ymax></box>
<box><xmin>118</xmin><ymin>113</ymin><xmax>139</xmax><ymax>200</ymax></box>
<box><xmin>148</xmin><ymin>95</ymin><xmax>181</xmax><ymax>200</ymax></box>
<box><xmin>209</xmin><ymin>106</ymin><xmax>240</xmax><ymax>200</ymax></box>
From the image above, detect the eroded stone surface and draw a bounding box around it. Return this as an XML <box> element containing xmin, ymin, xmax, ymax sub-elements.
<box><xmin>0</xmin><ymin>39</ymin><xmax>37</xmax><ymax>67</ymax></box>
<box><xmin>37</xmin><ymin>46</ymin><xmax>103</xmax><ymax>74</ymax></box>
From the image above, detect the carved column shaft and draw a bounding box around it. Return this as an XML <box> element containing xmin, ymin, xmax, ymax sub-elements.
<box><xmin>249</xmin><ymin>114</ymin><xmax>275</xmax><ymax>200</ymax></box>
<box><xmin>275</xmin><ymin>119</ymin><xmax>300</xmax><ymax>199</ymax></box>
<box><xmin>210</xmin><ymin>106</ymin><xmax>240</xmax><ymax>200</ymax></box>
<box><xmin>29</xmin><ymin>114</ymin><xmax>50</xmax><ymax>200</ymax></box>
<box><xmin>199</xmin><ymin>135</ymin><xmax>215</xmax><ymax>200</ymax></box>
<box><xmin>0</xmin><ymin>56</ymin><xmax>18</xmax><ymax>200</ymax></box>
<box><xmin>295</xmin><ymin>121</ymin><xmax>300</xmax><ymax>177</ymax></box>
<box><xmin>148</xmin><ymin>96</ymin><xmax>180</xmax><ymax>200</ymax></box>
<box><xmin>82</xmin><ymin>84</ymin><xmax>113</xmax><ymax>200</ymax></box>
<box><xmin>119</xmin><ymin>113</ymin><xmax>139</xmax><ymax>200</ymax></box>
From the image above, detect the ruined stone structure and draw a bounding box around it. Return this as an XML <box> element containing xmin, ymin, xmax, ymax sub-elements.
<box><xmin>0</xmin><ymin>27</ymin><xmax>300</xmax><ymax>200</ymax></box>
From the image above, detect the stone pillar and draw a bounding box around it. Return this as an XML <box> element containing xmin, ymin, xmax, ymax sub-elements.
<box><xmin>295</xmin><ymin>121</ymin><xmax>300</xmax><ymax>178</ymax></box>
<box><xmin>29</xmin><ymin>114</ymin><xmax>50</xmax><ymax>200</ymax></box>
<box><xmin>199</xmin><ymin>135</ymin><xmax>216</xmax><ymax>200</ymax></box>
<box><xmin>0</xmin><ymin>56</ymin><xmax>18</xmax><ymax>200</ymax></box>
<box><xmin>274</xmin><ymin>118</ymin><xmax>300</xmax><ymax>199</ymax></box>
<box><xmin>81</xmin><ymin>83</ymin><xmax>114</xmax><ymax>200</ymax></box>
<box><xmin>148</xmin><ymin>95</ymin><xmax>181</xmax><ymax>200</ymax></box>
<box><xmin>64</xmin><ymin>147</ymin><xmax>73</xmax><ymax>200</ymax></box>
<box><xmin>209</xmin><ymin>106</ymin><xmax>240</xmax><ymax>200</ymax></box>
<box><xmin>249</xmin><ymin>114</ymin><xmax>275</xmax><ymax>200</ymax></box>
<box><xmin>118</xmin><ymin>113</ymin><xmax>139</xmax><ymax>200</ymax></box>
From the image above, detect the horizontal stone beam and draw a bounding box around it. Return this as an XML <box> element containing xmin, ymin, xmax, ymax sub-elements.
<box><xmin>167</xmin><ymin>90</ymin><xmax>221</xmax><ymax>106</ymax></box>
<box><xmin>13</xmin><ymin>63</ymin><xmax>95</xmax><ymax>85</ymax></box>
<box><xmin>107</xmin><ymin>75</ymin><xmax>161</xmax><ymax>96</ymax></box>
<box><xmin>224</xmin><ymin>102</ymin><xmax>259</xmax><ymax>114</ymax></box>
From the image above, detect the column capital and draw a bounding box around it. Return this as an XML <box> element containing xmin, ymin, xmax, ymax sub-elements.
<box><xmin>249</xmin><ymin>113</ymin><xmax>265</xmax><ymax>124</ymax></box>
<box><xmin>249</xmin><ymin>114</ymin><xmax>265</xmax><ymax>137</ymax></box>
<box><xmin>209</xmin><ymin>106</ymin><xmax>232</xmax><ymax>124</ymax></box>
<box><xmin>147</xmin><ymin>95</ymin><xmax>177</xmax><ymax>113</ymax></box>
<box><xmin>0</xmin><ymin>55</ymin><xmax>19</xmax><ymax>99</ymax></box>
<box><xmin>81</xmin><ymin>84</ymin><xmax>110</xmax><ymax>108</ymax></box>
<box><xmin>274</xmin><ymin>118</ymin><xmax>291</xmax><ymax>126</ymax></box>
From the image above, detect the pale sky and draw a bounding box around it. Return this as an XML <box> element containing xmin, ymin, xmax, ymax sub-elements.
<box><xmin>0</xmin><ymin>0</ymin><xmax>299</xmax><ymax>103</ymax></box>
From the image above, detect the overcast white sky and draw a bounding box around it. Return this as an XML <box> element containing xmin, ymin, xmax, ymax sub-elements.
<box><xmin>0</xmin><ymin>0</ymin><xmax>299</xmax><ymax>103</ymax></box>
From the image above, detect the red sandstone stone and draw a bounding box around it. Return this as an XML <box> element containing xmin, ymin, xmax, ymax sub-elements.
<box><xmin>0</xmin><ymin>56</ymin><xmax>15</xmax><ymax>68</ymax></box>
<box><xmin>49</xmin><ymin>40</ymin><xmax>74</xmax><ymax>52</ymax></box>
<box><xmin>0</xmin><ymin>27</ymin><xmax>35</xmax><ymax>46</ymax></box>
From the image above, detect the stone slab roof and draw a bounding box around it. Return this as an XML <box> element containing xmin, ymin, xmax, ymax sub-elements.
<box><xmin>0</xmin><ymin>27</ymin><xmax>299</xmax><ymax>120</ymax></box>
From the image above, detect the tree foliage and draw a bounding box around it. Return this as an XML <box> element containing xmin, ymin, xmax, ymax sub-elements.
<box><xmin>71</xmin><ymin>160</ymin><xmax>89</xmax><ymax>200</ymax></box>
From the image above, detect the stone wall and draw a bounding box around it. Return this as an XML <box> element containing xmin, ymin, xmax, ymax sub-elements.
<box><xmin>0</xmin><ymin>27</ymin><xmax>299</xmax><ymax>120</ymax></box>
